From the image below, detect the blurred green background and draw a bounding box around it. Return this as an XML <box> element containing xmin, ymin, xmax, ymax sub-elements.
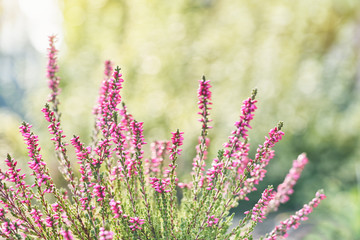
<box><xmin>1</xmin><ymin>0</ymin><xmax>360</xmax><ymax>239</ymax></box>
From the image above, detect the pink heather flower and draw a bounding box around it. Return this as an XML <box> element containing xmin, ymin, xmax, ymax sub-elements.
<box><xmin>111</xmin><ymin>122</ymin><xmax>126</xmax><ymax>154</ymax></box>
<box><xmin>93</xmin><ymin>184</ymin><xmax>106</xmax><ymax>202</ymax></box>
<box><xmin>104</xmin><ymin>60</ymin><xmax>113</xmax><ymax>78</ymax></box>
<box><xmin>223</xmin><ymin>90</ymin><xmax>257</xmax><ymax>163</ymax></box>
<box><xmin>206</xmin><ymin>159</ymin><xmax>224</xmax><ymax>190</ymax></box>
<box><xmin>19</xmin><ymin>123</ymin><xmax>52</xmax><ymax>190</ymax></box>
<box><xmin>145</xmin><ymin>141</ymin><xmax>170</xmax><ymax>175</ymax></box>
<box><xmin>51</xmin><ymin>203</ymin><xmax>61</xmax><ymax>221</ymax></box>
<box><xmin>47</xmin><ymin>35</ymin><xmax>60</xmax><ymax>103</ymax></box>
<box><xmin>4</xmin><ymin>155</ymin><xmax>25</xmax><ymax>184</ymax></box>
<box><xmin>192</xmin><ymin>137</ymin><xmax>210</xmax><ymax>173</ymax></box>
<box><xmin>197</xmin><ymin>76</ymin><xmax>212</xmax><ymax>131</ymax></box>
<box><xmin>45</xmin><ymin>215</ymin><xmax>55</xmax><ymax>227</ymax></box>
<box><xmin>3</xmin><ymin>155</ymin><xmax>31</xmax><ymax>204</ymax></box>
<box><xmin>0</xmin><ymin>208</ymin><xmax>7</xmax><ymax>217</ymax></box>
<box><xmin>99</xmin><ymin>227</ymin><xmax>114</xmax><ymax>240</ymax></box>
<box><xmin>191</xmin><ymin>137</ymin><xmax>210</xmax><ymax>189</ymax></box>
<box><xmin>118</xmin><ymin>103</ymin><xmax>134</xmax><ymax>150</ymax></box>
<box><xmin>93</xmin><ymin>60</ymin><xmax>113</xmax><ymax>116</ymax></box>
<box><xmin>165</xmin><ymin>130</ymin><xmax>184</xmax><ymax>182</ymax></box>
<box><xmin>1</xmin><ymin>222</ymin><xmax>11</xmax><ymax>237</ymax></box>
<box><xmin>149</xmin><ymin>177</ymin><xmax>170</xmax><ymax>193</ymax></box>
<box><xmin>129</xmin><ymin>217</ymin><xmax>145</xmax><ymax>231</ymax></box>
<box><xmin>235</xmin><ymin>124</ymin><xmax>284</xmax><ymax>200</ymax></box>
<box><xmin>177</xmin><ymin>182</ymin><xmax>193</xmax><ymax>189</ymax></box>
<box><xmin>61</xmin><ymin>213</ymin><xmax>72</xmax><ymax>226</ymax></box>
<box><xmin>207</xmin><ymin>215</ymin><xmax>219</xmax><ymax>227</ymax></box>
<box><xmin>244</xmin><ymin>187</ymin><xmax>275</xmax><ymax>223</ymax></box>
<box><xmin>0</xmin><ymin>220</ymin><xmax>24</xmax><ymax>237</ymax></box>
<box><xmin>130</xmin><ymin>120</ymin><xmax>146</xmax><ymax>157</ymax></box>
<box><xmin>42</xmin><ymin>104</ymin><xmax>68</xmax><ymax>151</ymax></box>
<box><xmin>94</xmin><ymin>138</ymin><xmax>112</xmax><ymax>166</ymax></box>
<box><xmin>97</xmin><ymin>67</ymin><xmax>124</xmax><ymax>129</ymax></box>
<box><xmin>265</xmin><ymin>191</ymin><xmax>326</xmax><ymax>239</ymax></box>
<box><xmin>93</xmin><ymin>67</ymin><xmax>124</xmax><ymax>166</ymax></box>
<box><xmin>30</xmin><ymin>209</ymin><xmax>43</xmax><ymax>228</ymax></box>
<box><xmin>70</xmin><ymin>136</ymin><xmax>93</xmax><ymax>183</ymax></box>
<box><xmin>169</xmin><ymin>130</ymin><xmax>184</xmax><ymax>161</ymax></box>
<box><xmin>268</xmin><ymin>153</ymin><xmax>309</xmax><ymax>212</ymax></box>
<box><xmin>109</xmin><ymin>199</ymin><xmax>123</xmax><ymax>218</ymax></box>
<box><xmin>60</xmin><ymin>228</ymin><xmax>74</xmax><ymax>240</ymax></box>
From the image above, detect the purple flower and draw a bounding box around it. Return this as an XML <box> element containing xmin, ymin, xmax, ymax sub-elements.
<box><xmin>244</xmin><ymin>187</ymin><xmax>275</xmax><ymax>223</ymax></box>
<box><xmin>265</xmin><ymin>191</ymin><xmax>326</xmax><ymax>239</ymax></box>
<box><xmin>129</xmin><ymin>217</ymin><xmax>145</xmax><ymax>231</ymax></box>
<box><xmin>47</xmin><ymin>35</ymin><xmax>61</xmax><ymax>103</ymax></box>
<box><xmin>99</xmin><ymin>227</ymin><xmax>114</xmax><ymax>240</ymax></box>
<box><xmin>60</xmin><ymin>228</ymin><xmax>74</xmax><ymax>240</ymax></box>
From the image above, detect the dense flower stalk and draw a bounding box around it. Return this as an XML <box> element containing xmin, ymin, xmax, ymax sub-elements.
<box><xmin>60</xmin><ymin>228</ymin><xmax>74</xmax><ymax>240</ymax></box>
<box><xmin>244</xmin><ymin>187</ymin><xmax>275</xmax><ymax>223</ymax></box>
<box><xmin>47</xmin><ymin>35</ymin><xmax>61</xmax><ymax>106</ymax></box>
<box><xmin>2</xmin><ymin>154</ymin><xmax>30</xmax><ymax>205</ymax></box>
<box><xmin>265</xmin><ymin>191</ymin><xmax>326</xmax><ymax>239</ymax></box>
<box><xmin>233</xmin><ymin>122</ymin><xmax>285</xmax><ymax>200</ymax></box>
<box><xmin>145</xmin><ymin>141</ymin><xmax>170</xmax><ymax>176</ymax></box>
<box><xmin>99</xmin><ymin>227</ymin><xmax>114</xmax><ymax>240</ymax></box>
<box><xmin>129</xmin><ymin>217</ymin><xmax>145</xmax><ymax>231</ymax></box>
<box><xmin>191</xmin><ymin>76</ymin><xmax>213</xmax><ymax>199</ymax></box>
<box><xmin>42</xmin><ymin>104</ymin><xmax>79</xmax><ymax>196</ymax></box>
<box><xmin>168</xmin><ymin>130</ymin><xmax>184</xmax><ymax>182</ymax></box>
<box><xmin>224</xmin><ymin>89</ymin><xmax>257</xmax><ymax>166</ymax></box>
<box><xmin>19</xmin><ymin>122</ymin><xmax>53</xmax><ymax>192</ymax></box>
<box><xmin>268</xmin><ymin>153</ymin><xmax>309</xmax><ymax>212</ymax></box>
<box><xmin>149</xmin><ymin>177</ymin><xmax>170</xmax><ymax>193</ymax></box>
<box><xmin>93</xmin><ymin>61</ymin><xmax>114</xmax><ymax>117</ymax></box>
<box><xmin>94</xmin><ymin>67</ymin><xmax>124</xmax><ymax>168</ymax></box>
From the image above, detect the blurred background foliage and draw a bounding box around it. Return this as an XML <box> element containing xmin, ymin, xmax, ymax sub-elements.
<box><xmin>1</xmin><ymin>0</ymin><xmax>360</xmax><ymax>238</ymax></box>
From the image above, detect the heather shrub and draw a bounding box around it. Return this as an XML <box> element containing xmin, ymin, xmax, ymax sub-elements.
<box><xmin>0</xmin><ymin>37</ymin><xmax>325</xmax><ymax>239</ymax></box>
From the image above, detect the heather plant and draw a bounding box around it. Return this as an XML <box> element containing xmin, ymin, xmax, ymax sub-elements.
<box><xmin>0</xmin><ymin>36</ymin><xmax>326</xmax><ymax>240</ymax></box>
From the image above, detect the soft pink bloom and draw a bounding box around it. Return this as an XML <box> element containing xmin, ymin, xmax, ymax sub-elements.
<box><xmin>60</xmin><ymin>228</ymin><xmax>74</xmax><ymax>240</ymax></box>
<box><xmin>19</xmin><ymin>123</ymin><xmax>52</xmax><ymax>191</ymax></box>
<box><xmin>42</xmin><ymin>105</ymin><xmax>68</xmax><ymax>152</ymax></box>
<box><xmin>30</xmin><ymin>209</ymin><xmax>43</xmax><ymax>228</ymax></box>
<box><xmin>169</xmin><ymin>130</ymin><xmax>184</xmax><ymax>161</ymax></box>
<box><xmin>109</xmin><ymin>199</ymin><xmax>123</xmax><ymax>218</ymax></box>
<box><xmin>206</xmin><ymin>159</ymin><xmax>224</xmax><ymax>190</ymax></box>
<box><xmin>3</xmin><ymin>155</ymin><xmax>29</xmax><ymax>200</ymax></box>
<box><xmin>268</xmin><ymin>153</ymin><xmax>309</xmax><ymax>212</ymax></box>
<box><xmin>93</xmin><ymin>60</ymin><xmax>113</xmax><ymax>116</ymax></box>
<box><xmin>47</xmin><ymin>35</ymin><xmax>60</xmax><ymax>103</ymax></box>
<box><xmin>45</xmin><ymin>215</ymin><xmax>55</xmax><ymax>227</ymax></box>
<box><xmin>244</xmin><ymin>188</ymin><xmax>275</xmax><ymax>223</ymax></box>
<box><xmin>129</xmin><ymin>217</ymin><xmax>145</xmax><ymax>231</ymax></box>
<box><xmin>145</xmin><ymin>141</ymin><xmax>170</xmax><ymax>175</ymax></box>
<box><xmin>70</xmin><ymin>136</ymin><xmax>93</xmax><ymax>183</ymax></box>
<box><xmin>207</xmin><ymin>215</ymin><xmax>219</xmax><ymax>227</ymax></box>
<box><xmin>97</xmin><ymin>68</ymin><xmax>124</xmax><ymax>129</ymax></box>
<box><xmin>99</xmin><ymin>227</ymin><xmax>114</xmax><ymax>240</ymax></box>
<box><xmin>197</xmin><ymin>76</ymin><xmax>212</xmax><ymax>130</ymax></box>
<box><xmin>130</xmin><ymin>121</ymin><xmax>146</xmax><ymax>161</ymax></box>
<box><xmin>94</xmin><ymin>67</ymin><xmax>124</xmax><ymax>166</ymax></box>
<box><xmin>93</xmin><ymin>184</ymin><xmax>106</xmax><ymax>202</ymax></box>
<box><xmin>265</xmin><ymin>191</ymin><xmax>326</xmax><ymax>239</ymax></box>
<box><xmin>235</xmin><ymin>124</ymin><xmax>284</xmax><ymax>200</ymax></box>
<box><xmin>149</xmin><ymin>177</ymin><xmax>170</xmax><ymax>193</ymax></box>
<box><xmin>223</xmin><ymin>92</ymin><xmax>257</xmax><ymax>164</ymax></box>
